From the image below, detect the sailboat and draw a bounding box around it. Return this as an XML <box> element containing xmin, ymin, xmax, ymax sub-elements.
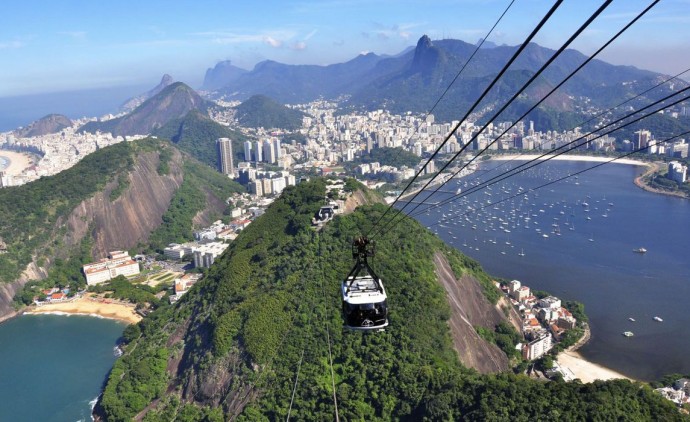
<box><xmin>518</xmin><ymin>248</ymin><xmax>525</xmax><ymax>257</ymax></box>
<box><xmin>589</xmin><ymin>233</ymin><xmax>594</xmax><ymax>242</ymax></box>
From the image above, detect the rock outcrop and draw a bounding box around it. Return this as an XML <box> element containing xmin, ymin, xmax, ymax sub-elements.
<box><xmin>434</xmin><ymin>252</ymin><xmax>512</xmax><ymax>373</ymax></box>
<box><xmin>63</xmin><ymin>149</ymin><xmax>184</xmax><ymax>258</ymax></box>
<box><xmin>0</xmin><ymin>147</ymin><xmax>185</xmax><ymax>319</ymax></box>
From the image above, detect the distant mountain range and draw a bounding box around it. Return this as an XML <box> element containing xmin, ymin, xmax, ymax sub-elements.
<box><xmin>205</xmin><ymin>35</ymin><xmax>682</xmax><ymax>127</ymax></box>
<box><xmin>201</xmin><ymin>61</ymin><xmax>247</xmax><ymax>91</ymax></box>
<box><xmin>14</xmin><ymin>114</ymin><xmax>72</xmax><ymax>138</ymax></box>
<box><xmin>80</xmin><ymin>82</ymin><xmax>212</xmax><ymax>137</ymax></box>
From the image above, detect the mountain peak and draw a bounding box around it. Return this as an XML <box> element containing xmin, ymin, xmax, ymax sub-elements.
<box><xmin>201</xmin><ymin>61</ymin><xmax>248</xmax><ymax>91</ymax></box>
<box><xmin>160</xmin><ymin>74</ymin><xmax>173</xmax><ymax>85</ymax></box>
<box><xmin>410</xmin><ymin>34</ymin><xmax>446</xmax><ymax>77</ymax></box>
<box><xmin>14</xmin><ymin>113</ymin><xmax>72</xmax><ymax>138</ymax></box>
<box><xmin>417</xmin><ymin>34</ymin><xmax>433</xmax><ymax>50</ymax></box>
<box><xmin>120</xmin><ymin>74</ymin><xmax>175</xmax><ymax>113</ymax></box>
<box><xmin>81</xmin><ymin>82</ymin><xmax>210</xmax><ymax>136</ymax></box>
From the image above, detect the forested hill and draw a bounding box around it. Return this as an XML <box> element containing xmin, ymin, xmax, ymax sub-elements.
<box><xmin>234</xmin><ymin>95</ymin><xmax>305</xmax><ymax>130</ymax></box>
<box><xmin>152</xmin><ymin>110</ymin><xmax>252</xmax><ymax>169</ymax></box>
<box><xmin>96</xmin><ymin>179</ymin><xmax>685</xmax><ymax>421</ymax></box>
<box><xmin>0</xmin><ymin>138</ymin><xmax>243</xmax><ymax>319</ymax></box>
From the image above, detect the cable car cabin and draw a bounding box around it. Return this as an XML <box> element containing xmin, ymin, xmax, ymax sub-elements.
<box><xmin>342</xmin><ymin>275</ymin><xmax>388</xmax><ymax>330</ymax></box>
<box><xmin>341</xmin><ymin>236</ymin><xmax>388</xmax><ymax>331</ymax></box>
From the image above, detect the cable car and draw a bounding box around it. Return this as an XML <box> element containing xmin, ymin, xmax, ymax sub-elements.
<box><xmin>342</xmin><ymin>236</ymin><xmax>388</xmax><ymax>330</ymax></box>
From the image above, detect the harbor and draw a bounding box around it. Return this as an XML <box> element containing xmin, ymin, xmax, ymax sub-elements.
<box><xmin>406</xmin><ymin>157</ymin><xmax>690</xmax><ymax>380</ymax></box>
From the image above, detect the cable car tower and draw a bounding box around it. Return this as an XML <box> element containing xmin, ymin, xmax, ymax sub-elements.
<box><xmin>342</xmin><ymin>236</ymin><xmax>388</xmax><ymax>330</ymax></box>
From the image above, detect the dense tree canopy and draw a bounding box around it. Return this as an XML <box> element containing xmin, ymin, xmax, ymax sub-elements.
<box><xmin>97</xmin><ymin>179</ymin><xmax>686</xmax><ymax>421</ymax></box>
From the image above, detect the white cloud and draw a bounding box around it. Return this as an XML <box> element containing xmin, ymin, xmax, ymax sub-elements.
<box><xmin>264</xmin><ymin>36</ymin><xmax>283</xmax><ymax>48</ymax></box>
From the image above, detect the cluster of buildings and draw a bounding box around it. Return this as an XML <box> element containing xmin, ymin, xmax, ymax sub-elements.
<box><xmin>0</xmin><ymin>120</ymin><xmax>144</xmax><ymax>187</ymax></box>
<box><xmin>656</xmin><ymin>378</ymin><xmax>690</xmax><ymax>407</ymax></box>
<box><xmin>32</xmin><ymin>287</ymin><xmax>76</xmax><ymax>305</ymax></box>
<box><xmin>236</xmin><ymin>167</ymin><xmax>297</xmax><ymax>197</ymax></box>
<box><xmin>163</xmin><ymin>220</ymin><xmax>236</xmax><ymax>268</ymax></box>
<box><xmin>82</xmin><ymin>251</ymin><xmax>141</xmax><ymax>285</ymax></box>
<box><xmin>625</xmin><ymin>129</ymin><xmax>689</xmax><ymax>158</ymax></box>
<box><xmin>502</xmin><ymin>280</ymin><xmax>578</xmax><ymax>361</ymax></box>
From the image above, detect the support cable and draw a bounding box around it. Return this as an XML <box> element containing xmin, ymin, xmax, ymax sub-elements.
<box><xmin>366</xmin><ymin>0</ymin><xmax>564</xmax><ymax>237</ymax></box>
<box><xmin>370</xmin><ymin>0</ymin><xmax>612</xmax><ymax>239</ymax></box>
<box><xmin>401</xmin><ymin>87</ymin><xmax>690</xmax><ymax>222</ymax></box>
<box><xmin>424</xmin><ymin>130</ymin><xmax>690</xmax><ymax>230</ymax></box>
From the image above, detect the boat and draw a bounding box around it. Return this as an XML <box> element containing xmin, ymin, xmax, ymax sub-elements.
<box><xmin>633</xmin><ymin>247</ymin><xmax>647</xmax><ymax>254</ymax></box>
<box><xmin>518</xmin><ymin>249</ymin><xmax>525</xmax><ymax>257</ymax></box>
<box><xmin>653</xmin><ymin>316</ymin><xmax>663</xmax><ymax>322</ymax></box>
<box><xmin>622</xmin><ymin>331</ymin><xmax>634</xmax><ymax>337</ymax></box>
<box><xmin>628</xmin><ymin>317</ymin><xmax>636</xmax><ymax>322</ymax></box>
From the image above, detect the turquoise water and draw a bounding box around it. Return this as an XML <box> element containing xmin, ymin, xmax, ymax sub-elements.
<box><xmin>0</xmin><ymin>315</ymin><xmax>124</xmax><ymax>421</ymax></box>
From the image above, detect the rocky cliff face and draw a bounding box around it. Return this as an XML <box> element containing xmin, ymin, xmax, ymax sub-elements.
<box><xmin>434</xmin><ymin>252</ymin><xmax>512</xmax><ymax>373</ymax></box>
<box><xmin>64</xmin><ymin>150</ymin><xmax>184</xmax><ymax>258</ymax></box>
<box><xmin>0</xmin><ymin>148</ymin><xmax>186</xmax><ymax>319</ymax></box>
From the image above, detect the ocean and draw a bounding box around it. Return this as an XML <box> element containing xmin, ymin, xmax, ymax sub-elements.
<box><xmin>0</xmin><ymin>85</ymin><xmax>148</xmax><ymax>132</ymax></box>
<box><xmin>0</xmin><ymin>315</ymin><xmax>125</xmax><ymax>422</ymax></box>
<box><xmin>407</xmin><ymin>159</ymin><xmax>690</xmax><ymax>381</ymax></box>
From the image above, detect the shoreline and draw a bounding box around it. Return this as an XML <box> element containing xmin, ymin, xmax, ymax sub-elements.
<box><xmin>633</xmin><ymin>161</ymin><xmax>689</xmax><ymax>199</ymax></box>
<box><xmin>555</xmin><ymin>324</ymin><xmax>633</xmax><ymax>383</ymax></box>
<box><xmin>0</xmin><ymin>149</ymin><xmax>34</xmax><ymax>176</ymax></box>
<box><xmin>489</xmin><ymin>153</ymin><xmax>647</xmax><ymax>167</ymax></box>
<box><xmin>556</xmin><ymin>349</ymin><xmax>633</xmax><ymax>383</ymax></box>
<box><xmin>491</xmin><ymin>154</ymin><xmax>688</xmax><ymax>200</ymax></box>
<box><xmin>23</xmin><ymin>295</ymin><xmax>141</xmax><ymax>325</ymax></box>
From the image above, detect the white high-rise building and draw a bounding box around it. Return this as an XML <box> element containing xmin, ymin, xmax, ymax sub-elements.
<box><xmin>216</xmin><ymin>138</ymin><xmax>234</xmax><ymax>175</ymax></box>
<box><xmin>273</xmin><ymin>139</ymin><xmax>282</xmax><ymax>160</ymax></box>
<box><xmin>668</xmin><ymin>161</ymin><xmax>688</xmax><ymax>183</ymax></box>
<box><xmin>272</xmin><ymin>177</ymin><xmax>287</xmax><ymax>194</ymax></box>
<box><xmin>263</xmin><ymin>139</ymin><xmax>276</xmax><ymax>164</ymax></box>
<box><xmin>254</xmin><ymin>140</ymin><xmax>263</xmax><ymax>162</ymax></box>
<box><xmin>243</xmin><ymin>140</ymin><xmax>252</xmax><ymax>162</ymax></box>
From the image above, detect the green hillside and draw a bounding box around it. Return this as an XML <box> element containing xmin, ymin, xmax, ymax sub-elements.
<box><xmin>0</xmin><ymin>137</ymin><xmax>243</xmax><ymax>289</ymax></box>
<box><xmin>153</xmin><ymin>110</ymin><xmax>251</xmax><ymax>169</ymax></box>
<box><xmin>235</xmin><ymin>95</ymin><xmax>305</xmax><ymax>130</ymax></box>
<box><xmin>97</xmin><ymin>179</ymin><xmax>685</xmax><ymax>421</ymax></box>
<box><xmin>0</xmin><ymin>141</ymin><xmax>135</xmax><ymax>283</ymax></box>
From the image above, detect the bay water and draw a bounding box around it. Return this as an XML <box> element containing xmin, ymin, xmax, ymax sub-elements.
<box><xmin>0</xmin><ymin>314</ymin><xmax>124</xmax><ymax>421</ymax></box>
<box><xmin>409</xmin><ymin>159</ymin><xmax>690</xmax><ymax>380</ymax></box>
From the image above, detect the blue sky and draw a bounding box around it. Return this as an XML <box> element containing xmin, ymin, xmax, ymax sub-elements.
<box><xmin>1</xmin><ymin>0</ymin><xmax>689</xmax><ymax>97</ymax></box>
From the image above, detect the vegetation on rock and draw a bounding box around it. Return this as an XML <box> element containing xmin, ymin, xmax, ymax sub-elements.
<box><xmin>97</xmin><ymin>179</ymin><xmax>685</xmax><ymax>421</ymax></box>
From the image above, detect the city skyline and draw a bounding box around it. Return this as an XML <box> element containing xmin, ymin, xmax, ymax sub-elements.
<box><xmin>2</xmin><ymin>0</ymin><xmax>690</xmax><ymax>97</ymax></box>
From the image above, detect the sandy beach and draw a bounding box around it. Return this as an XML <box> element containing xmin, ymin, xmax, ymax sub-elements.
<box><xmin>557</xmin><ymin>350</ymin><xmax>632</xmax><ymax>383</ymax></box>
<box><xmin>490</xmin><ymin>154</ymin><xmax>647</xmax><ymax>167</ymax></box>
<box><xmin>25</xmin><ymin>295</ymin><xmax>141</xmax><ymax>324</ymax></box>
<box><xmin>0</xmin><ymin>150</ymin><xmax>34</xmax><ymax>176</ymax></box>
